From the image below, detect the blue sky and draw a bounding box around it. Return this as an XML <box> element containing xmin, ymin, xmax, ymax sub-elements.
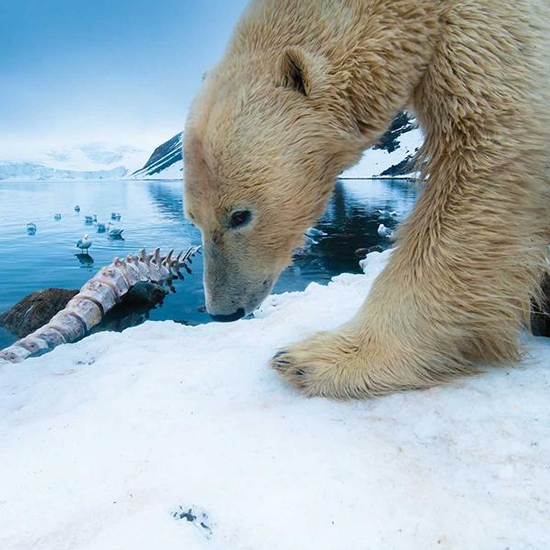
<box><xmin>0</xmin><ymin>0</ymin><xmax>249</xmax><ymax>157</ymax></box>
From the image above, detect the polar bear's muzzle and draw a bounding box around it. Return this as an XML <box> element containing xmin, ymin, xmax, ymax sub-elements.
<box><xmin>202</xmin><ymin>240</ymin><xmax>276</xmax><ymax>321</ymax></box>
<box><xmin>205</xmin><ymin>275</ymin><xmax>274</xmax><ymax>322</ymax></box>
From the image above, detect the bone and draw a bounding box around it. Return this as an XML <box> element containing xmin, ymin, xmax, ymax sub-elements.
<box><xmin>0</xmin><ymin>246</ymin><xmax>200</xmax><ymax>365</ymax></box>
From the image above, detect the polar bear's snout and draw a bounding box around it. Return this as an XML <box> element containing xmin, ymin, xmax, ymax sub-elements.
<box><xmin>202</xmin><ymin>240</ymin><xmax>275</xmax><ymax>321</ymax></box>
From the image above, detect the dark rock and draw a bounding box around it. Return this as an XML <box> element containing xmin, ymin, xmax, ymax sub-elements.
<box><xmin>373</xmin><ymin>111</ymin><xmax>415</xmax><ymax>154</ymax></box>
<box><xmin>0</xmin><ymin>288</ymin><xmax>78</xmax><ymax>338</ymax></box>
<box><xmin>379</xmin><ymin>154</ymin><xmax>418</xmax><ymax>177</ymax></box>
<box><xmin>0</xmin><ymin>282</ymin><xmax>169</xmax><ymax>341</ymax></box>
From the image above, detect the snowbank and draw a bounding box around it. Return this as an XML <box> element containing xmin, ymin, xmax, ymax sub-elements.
<box><xmin>0</xmin><ymin>251</ymin><xmax>548</xmax><ymax>550</ymax></box>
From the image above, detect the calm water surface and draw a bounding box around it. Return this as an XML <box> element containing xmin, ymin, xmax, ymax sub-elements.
<box><xmin>0</xmin><ymin>178</ymin><xmax>419</xmax><ymax>349</ymax></box>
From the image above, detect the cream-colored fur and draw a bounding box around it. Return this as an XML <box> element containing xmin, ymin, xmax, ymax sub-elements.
<box><xmin>184</xmin><ymin>0</ymin><xmax>550</xmax><ymax>398</ymax></box>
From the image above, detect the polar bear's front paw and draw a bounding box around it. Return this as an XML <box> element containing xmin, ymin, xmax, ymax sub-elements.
<box><xmin>271</xmin><ymin>330</ymin><xmax>364</xmax><ymax>399</ymax></box>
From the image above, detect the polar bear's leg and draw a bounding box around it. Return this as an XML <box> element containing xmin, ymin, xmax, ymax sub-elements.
<box><xmin>271</xmin><ymin>166</ymin><xmax>548</xmax><ymax>399</ymax></box>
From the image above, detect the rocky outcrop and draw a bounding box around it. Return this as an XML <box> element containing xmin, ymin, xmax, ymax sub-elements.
<box><xmin>0</xmin><ymin>288</ymin><xmax>78</xmax><ymax>338</ymax></box>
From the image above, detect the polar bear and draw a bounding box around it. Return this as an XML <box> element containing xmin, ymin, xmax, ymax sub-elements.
<box><xmin>184</xmin><ymin>0</ymin><xmax>550</xmax><ymax>398</ymax></box>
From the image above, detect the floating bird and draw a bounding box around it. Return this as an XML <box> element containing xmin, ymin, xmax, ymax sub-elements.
<box><xmin>293</xmin><ymin>233</ymin><xmax>317</xmax><ymax>256</ymax></box>
<box><xmin>26</xmin><ymin>222</ymin><xmax>37</xmax><ymax>235</ymax></box>
<box><xmin>108</xmin><ymin>223</ymin><xmax>124</xmax><ymax>239</ymax></box>
<box><xmin>305</xmin><ymin>227</ymin><xmax>328</xmax><ymax>238</ymax></box>
<box><xmin>376</xmin><ymin>209</ymin><xmax>398</xmax><ymax>219</ymax></box>
<box><xmin>377</xmin><ymin>223</ymin><xmax>394</xmax><ymax>240</ymax></box>
<box><xmin>84</xmin><ymin>214</ymin><xmax>97</xmax><ymax>224</ymax></box>
<box><xmin>76</xmin><ymin>234</ymin><xmax>92</xmax><ymax>253</ymax></box>
<box><xmin>111</xmin><ymin>212</ymin><xmax>122</xmax><ymax>221</ymax></box>
<box><xmin>54</xmin><ymin>213</ymin><xmax>62</xmax><ymax>220</ymax></box>
<box><xmin>303</xmin><ymin>234</ymin><xmax>318</xmax><ymax>247</ymax></box>
<box><xmin>74</xmin><ymin>205</ymin><xmax>81</xmax><ymax>212</ymax></box>
<box><xmin>96</xmin><ymin>222</ymin><xmax>106</xmax><ymax>233</ymax></box>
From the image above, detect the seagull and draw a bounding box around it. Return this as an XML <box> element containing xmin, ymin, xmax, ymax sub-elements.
<box><xmin>76</xmin><ymin>234</ymin><xmax>92</xmax><ymax>253</ymax></box>
<box><xmin>84</xmin><ymin>214</ymin><xmax>97</xmax><ymax>224</ymax></box>
<box><xmin>111</xmin><ymin>212</ymin><xmax>122</xmax><ymax>221</ymax></box>
<box><xmin>54</xmin><ymin>213</ymin><xmax>62</xmax><ymax>220</ymax></box>
<box><xmin>107</xmin><ymin>223</ymin><xmax>124</xmax><ymax>239</ymax></box>
<box><xmin>305</xmin><ymin>226</ymin><xmax>328</xmax><ymax>238</ymax></box>
<box><xmin>26</xmin><ymin>222</ymin><xmax>37</xmax><ymax>235</ymax></box>
<box><xmin>376</xmin><ymin>209</ymin><xmax>398</xmax><ymax>219</ymax></box>
<box><xmin>377</xmin><ymin>223</ymin><xmax>394</xmax><ymax>240</ymax></box>
<box><xmin>303</xmin><ymin>234</ymin><xmax>318</xmax><ymax>247</ymax></box>
<box><xmin>96</xmin><ymin>222</ymin><xmax>106</xmax><ymax>233</ymax></box>
<box><xmin>74</xmin><ymin>205</ymin><xmax>81</xmax><ymax>212</ymax></box>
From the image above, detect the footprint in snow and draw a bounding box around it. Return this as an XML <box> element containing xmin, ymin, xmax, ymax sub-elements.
<box><xmin>172</xmin><ymin>505</ymin><xmax>213</xmax><ymax>539</ymax></box>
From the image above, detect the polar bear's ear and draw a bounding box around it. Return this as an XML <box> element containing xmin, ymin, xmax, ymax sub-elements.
<box><xmin>278</xmin><ymin>47</ymin><xmax>311</xmax><ymax>96</ymax></box>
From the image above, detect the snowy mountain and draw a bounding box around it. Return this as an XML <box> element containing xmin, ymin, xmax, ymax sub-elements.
<box><xmin>341</xmin><ymin>111</ymin><xmax>423</xmax><ymax>179</ymax></box>
<box><xmin>131</xmin><ymin>112</ymin><xmax>423</xmax><ymax>180</ymax></box>
<box><xmin>0</xmin><ymin>161</ymin><xmax>129</xmax><ymax>181</ymax></box>
<box><xmin>132</xmin><ymin>133</ymin><xmax>183</xmax><ymax>179</ymax></box>
<box><xmin>0</xmin><ymin>143</ymin><xmax>147</xmax><ymax>182</ymax></box>
<box><xmin>0</xmin><ymin>113</ymin><xmax>421</xmax><ymax>182</ymax></box>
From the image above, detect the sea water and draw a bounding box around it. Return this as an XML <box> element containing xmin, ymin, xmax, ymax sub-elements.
<box><xmin>0</xmin><ymin>178</ymin><xmax>418</xmax><ymax>349</ymax></box>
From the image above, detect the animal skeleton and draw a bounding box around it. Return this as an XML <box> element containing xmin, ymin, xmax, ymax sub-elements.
<box><xmin>0</xmin><ymin>246</ymin><xmax>200</xmax><ymax>365</ymax></box>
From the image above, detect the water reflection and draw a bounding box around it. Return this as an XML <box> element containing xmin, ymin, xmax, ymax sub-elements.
<box><xmin>75</xmin><ymin>253</ymin><xmax>94</xmax><ymax>267</ymax></box>
<box><xmin>147</xmin><ymin>181</ymin><xmax>184</xmax><ymax>221</ymax></box>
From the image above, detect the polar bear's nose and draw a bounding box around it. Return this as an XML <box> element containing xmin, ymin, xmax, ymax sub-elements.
<box><xmin>210</xmin><ymin>308</ymin><xmax>246</xmax><ymax>322</ymax></box>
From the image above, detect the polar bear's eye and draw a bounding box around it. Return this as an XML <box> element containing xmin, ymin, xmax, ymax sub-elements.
<box><xmin>229</xmin><ymin>210</ymin><xmax>252</xmax><ymax>228</ymax></box>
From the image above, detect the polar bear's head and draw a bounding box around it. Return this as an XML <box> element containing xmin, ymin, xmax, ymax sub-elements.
<box><xmin>184</xmin><ymin>48</ymin><xmax>362</xmax><ymax>320</ymax></box>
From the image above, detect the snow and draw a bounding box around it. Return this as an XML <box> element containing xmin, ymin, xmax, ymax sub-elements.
<box><xmin>1</xmin><ymin>250</ymin><xmax>549</xmax><ymax>550</ymax></box>
<box><xmin>0</xmin><ymin>161</ymin><xmax>129</xmax><ymax>182</ymax></box>
<box><xmin>0</xmin><ymin>144</ymin><xmax>148</xmax><ymax>182</ymax></box>
<box><xmin>134</xmin><ymin>158</ymin><xmax>183</xmax><ymax>180</ymax></box>
<box><xmin>142</xmin><ymin>160</ymin><xmax>183</xmax><ymax>179</ymax></box>
<box><xmin>341</xmin><ymin>127</ymin><xmax>423</xmax><ymax>179</ymax></box>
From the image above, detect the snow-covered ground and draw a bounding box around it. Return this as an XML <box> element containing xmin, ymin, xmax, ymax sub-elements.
<box><xmin>1</xmin><ymin>250</ymin><xmax>548</xmax><ymax>550</ymax></box>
